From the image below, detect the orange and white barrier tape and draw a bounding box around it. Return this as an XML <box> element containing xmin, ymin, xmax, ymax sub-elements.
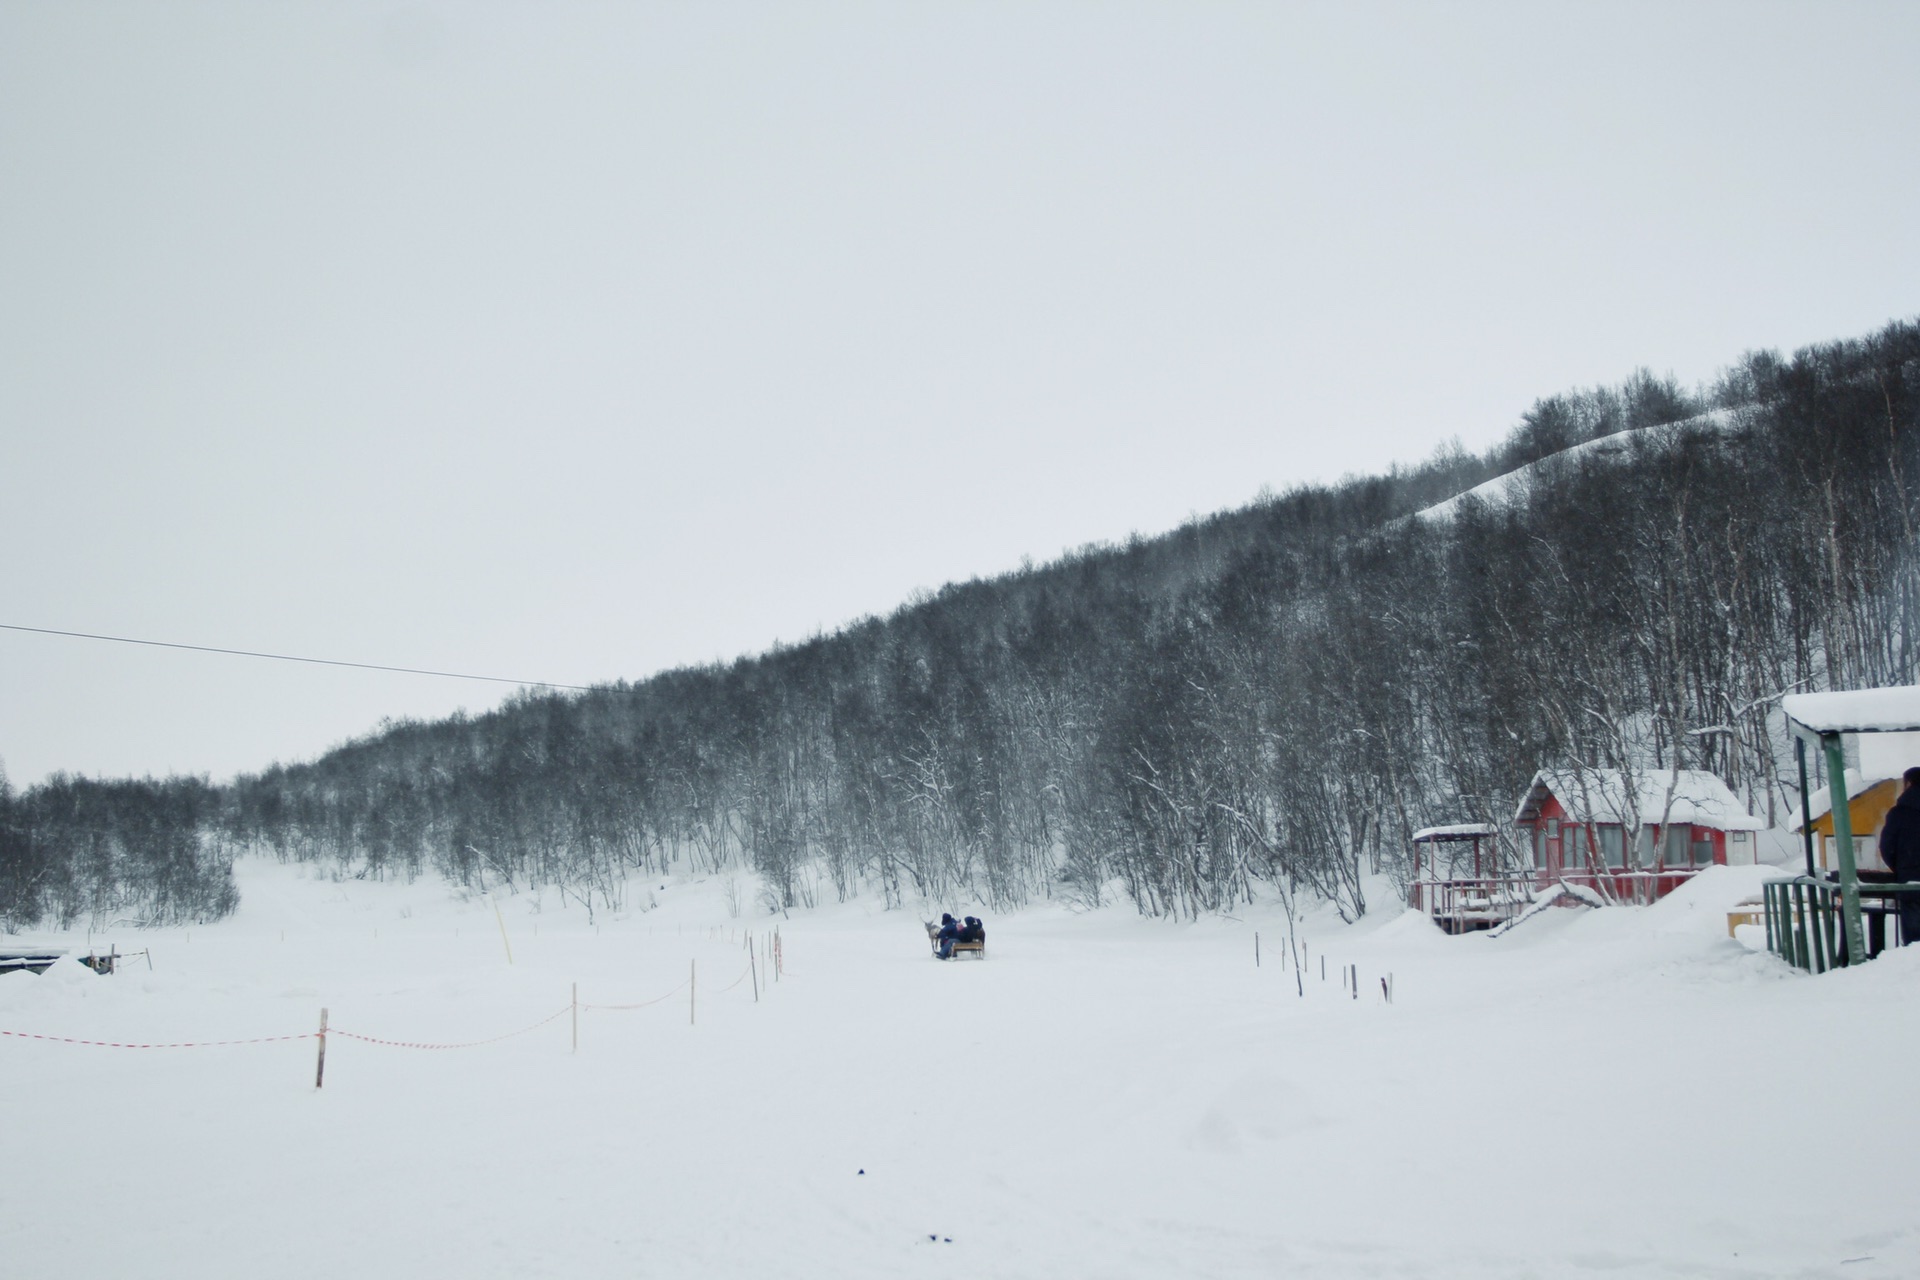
<box><xmin>580</xmin><ymin>980</ymin><xmax>687</xmax><ymax>1012</ymax></box>
<box><xmin>328</xmin><ymin>1006</ymin><xmax>572</xmax><ymax>1050</ymax></box>
<box><xmin>0</xmin><ymin>1027</ymin><xmax>315</xmax><ymax>1049</ymax></box>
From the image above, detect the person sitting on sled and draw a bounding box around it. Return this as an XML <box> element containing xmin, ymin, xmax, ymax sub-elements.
<box><xmin>958</xmin><ymin>916</ymin><xmax>985</xmax><ymax>946</ymax></box>
<box><xmin>934</xmin><ymin>913</ymin><xmax>961</xmax><ymax>959</ymax></box>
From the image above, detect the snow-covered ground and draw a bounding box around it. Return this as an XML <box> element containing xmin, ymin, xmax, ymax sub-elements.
<box><xmin>4</xmin><ymin>859</ymin><xmax>1916</xmax><ymax>1279</ymax></box>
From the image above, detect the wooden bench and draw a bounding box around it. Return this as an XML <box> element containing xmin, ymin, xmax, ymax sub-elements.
<box><xmin>1727</xmin><ymin>896</ymin><xmax>1765</xmax><ymax>938</ymax></box>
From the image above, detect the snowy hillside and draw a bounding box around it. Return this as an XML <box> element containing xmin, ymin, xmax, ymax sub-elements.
<box><xmin>1415</xmin><ymin>409</ymin><xmax>1735</xmax><ymax>522</ymax></box>
<box><xmin>5</xmin><ymin>859</ymin><xmax>1917</xmax><ymax>1279</ymax></box>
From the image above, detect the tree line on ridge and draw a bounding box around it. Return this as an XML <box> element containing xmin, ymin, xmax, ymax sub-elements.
<box><xmin>3</xmin><ymin>320</ymin><xmax>1916</xmax><ymax>929</ymax></box>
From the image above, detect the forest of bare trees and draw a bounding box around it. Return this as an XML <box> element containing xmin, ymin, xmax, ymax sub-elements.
<box><xmin>4</xmin><ymin>319</ymin><xmax>1917</xmax><ymax>930</ymax></box>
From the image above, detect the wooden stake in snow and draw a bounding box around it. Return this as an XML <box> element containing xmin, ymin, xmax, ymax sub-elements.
<box><xmin>314</xmin><ymin>1008</ymin><xmax>328</xmax><ymax>1089</ymax></box>
<box><xmin>750</xmin><ymin>946</ymin><xmax>759</xmax><ymax>1002</ymax></box>
<box><xmin>1255</xmin><ymin>932</ymin><xmax>1260</xmax><ymax>967</ymax></box>
<box><xmin>1351</xmin><ymin>964</ymin><xmax>1357</xmax><ymax>1000</ymax></box>
<box><xmin>488</xmin><ymin>895</ymin><xmax>514</xmax><ymax>965</ymax></box>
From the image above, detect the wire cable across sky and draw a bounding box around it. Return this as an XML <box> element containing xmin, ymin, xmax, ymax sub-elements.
<box><xmin>0</xmin><ymin>623</ymin><xmax>592</xmax><ymax>691</ymax></box>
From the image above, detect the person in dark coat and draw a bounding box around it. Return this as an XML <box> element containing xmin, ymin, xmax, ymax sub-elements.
<box><xmin>958</xmin><ymin>916</ymin><xmax>985</xmax><ymax>944</ymax></box>
<box><xmin>934</xmin><ymin>913</ymin><xmax>961</xmax><ymax>959</ymax></box>
<box><xmin>1877</xmin><ymin>766</ymin><xmax>1920</xmax><ymax>946</ymax></box>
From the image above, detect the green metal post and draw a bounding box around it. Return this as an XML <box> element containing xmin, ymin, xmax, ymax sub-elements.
<box><xmin>1821</xmin><ymin>732</ymin><xmax>1867</xmax><ymax>966</ymax></box>
<box><xmin>1802</xmin><ymin>882</ymin><xmax>1822</xmax><ymax>972</ymax></box>
<box><xmin>1779</xmin><ymin>885</ymin><xmax>1793</xmax><ymax>965</ymax></box>
<box><xmin>1797</xmin><ymin>737</ymin><xmax>1817</xmax><ymax>879</ymax></box>
<box><xmin>1804</xmin><ymin>882</ymin><xmax>1818</xmax><ymax>972</ymax></box>
<box><xmin>1795</xmin><ymin>882</ymin><xmax>1812</xmax><ymax>971</ymax></box>
<box><xmin>1794</xmin><ymin>887</ymin><xmax>1810</xmax><ymax>970</ymax></box>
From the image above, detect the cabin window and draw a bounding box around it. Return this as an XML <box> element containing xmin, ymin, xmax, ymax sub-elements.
<box><xmin>1599</xmin><ymin>826</ymin><xmax>1626</xmax><ymax>867</ymax></box>
<box><xmin>1635</xmin><ymin>827</ymin><xmax>1656</xmax><ymax>867</ymax></box>
<box><xmin>1532</xmin><ymin>826</ymin><xmax>1545</xmax><ymax>867</ymax></box>
<box><xmin>1825</xmin><ymin>835</ymin><xmax>1877</xmax><ymax>869</ymax></box>
<box><xmin>1664</xmin><ymin>825</ymin><xmax>1689</xmax><ymax>867</ymax></box>
<box><xmin>1690</xmin><ymin>830</ymin><xmax>1715</xmax><ymax>865</ymax></box>
<box><xmin>1564</xmin><ymin>826</ymin><xmax>1586</xmax><ymax>869</ymax></box>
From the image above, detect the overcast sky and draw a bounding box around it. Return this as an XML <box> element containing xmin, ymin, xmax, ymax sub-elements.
<box><xmin>3</xmin><ymin>1</ymin><xmax>1917</xmax><ymax>788</ymax></box>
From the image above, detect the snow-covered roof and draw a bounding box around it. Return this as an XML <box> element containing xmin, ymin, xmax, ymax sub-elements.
<box><xmin>1782</xmin><ymin>686</ymin><xmax>1920</xmax><ymax>735</ymax></box>
<box><xmin>1514</xmin><ymin>768</ymin><xmax>1764</xmax><ymax>831</ymax></box>
<box><xmin>1410</xmin><ymin>823</ymin><xmax>1498</xmax><ymax>843</ymax></box>
<box><xmin>1789</xmin><ymin>768</ymin><xmax>1903</xmax><ymax>832</ymax></box>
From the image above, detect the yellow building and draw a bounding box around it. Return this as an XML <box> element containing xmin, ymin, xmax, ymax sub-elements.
<box><xmin>1793</xmin><ymin>770</ymin><xmax>1899</xmax><ymax>874</ymax></box>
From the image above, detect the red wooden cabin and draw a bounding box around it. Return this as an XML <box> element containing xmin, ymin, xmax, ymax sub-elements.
<box><xmin>1513</xmin><ymin>768</ymin><xmax>1763</xmax><ymax>904</ymax></box>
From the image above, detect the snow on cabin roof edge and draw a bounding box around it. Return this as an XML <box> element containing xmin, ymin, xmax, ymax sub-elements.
<box><xmin>1791</xmin><ymin>768</ymin><xmax>1905</xmax><ymax>831</ymax></box>
<box><xmin>1411</xmin><ymin>823</ymin><xmax>1498</xmax><ymax>842</ymax></box>
<box><xmin>1513</xmin><ymin>768</ymin><xmax>1764</xmax><ymax>830</ymax></box>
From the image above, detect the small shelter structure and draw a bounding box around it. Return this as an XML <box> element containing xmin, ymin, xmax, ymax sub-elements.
<box><xmin>1407</xmin><ymin>823</ymin><xmax>1511</xmax><ymax>932</ymax></box>
<box><xmin>1772</xmin><ymin>686</ymin><xmax>1920</xmax><ymax>969</ymax></box>
<box><xmin>1512</xmin><ymin>768</ymin><xmax>1763</xmax><ymax>904</ymax></box>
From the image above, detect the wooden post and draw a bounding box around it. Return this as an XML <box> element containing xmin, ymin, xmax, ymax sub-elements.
<box><xmin>1320</xmin><ymin>955</ymin><xmax>1325</xmax><ymax>982</ymax></box>
<box><xmin>315</xmin><ymin>1008</ymin><xmax>329</xmax><ymax>1089</ymax></box>
<box><xmin>1350</xmin><ymin>965</ymin><xmax>1357</xmax><ymax>1000</ymax></box>
<box><xmin>571</xmin><ymin>982</ymin><xmax>578</xmax><ymax>1054</ymax></box>
<box><xmin>690</xmin><ymin>959</ymin><xmax>696</xmax><ymax>1026</ymax></box>
<box><xmin>750</xmin><ymin>947</ymin><xmax>759</xmax><ymax>1002</ymax></box>
<box><xmin>1254</xmin><ymin>932</ymin><xmax>1260</xmax><ymax>967</ymax></box>
<box><xmin>489</xmin><ymin>895</ymin><xmax>514</xmax><ymax>965</ymax></box>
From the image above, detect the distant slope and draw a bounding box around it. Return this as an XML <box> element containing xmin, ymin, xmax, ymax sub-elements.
<box><xmin>1414</xmin><ymin>408</ymin><xmax>1735</xmax><ymax>522</ymax></box>
<box><xmin>5</xmin><ymin>318</ymin><xmax>1917</xmax><ymax>929</ymax></box>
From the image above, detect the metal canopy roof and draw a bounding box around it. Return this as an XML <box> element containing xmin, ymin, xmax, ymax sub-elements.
<box><xmin>1781</xmin><ymin>686</ymin><xmax>1920</xmax><ymax>737</ymax></box>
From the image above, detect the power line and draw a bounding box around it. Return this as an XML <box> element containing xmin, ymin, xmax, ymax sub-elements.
<box><xmin>0</xmin><ymin>623</ymin><xmax>591</xmax><ymax>692</ymax></box>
